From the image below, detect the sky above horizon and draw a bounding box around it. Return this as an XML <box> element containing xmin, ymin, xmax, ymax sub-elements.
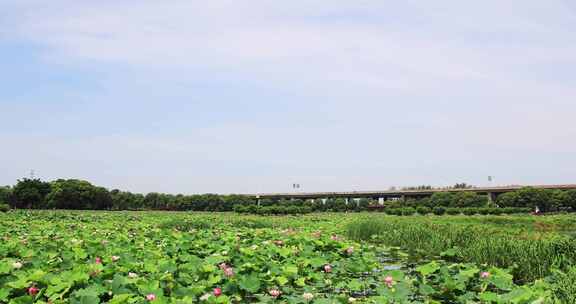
<box><xmin>1</xmin><ymin>0</ymin><xmax>575</xmax><ymax>194</ymax></box>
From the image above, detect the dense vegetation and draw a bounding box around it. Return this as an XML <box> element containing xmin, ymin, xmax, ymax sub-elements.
<box><xmin>1</xmin><ymin>179</ymin><xmax>576</xmax><ymax>214</ymax></box>
<box><xmin>347</xmin><ymin>215</ymin><xmax>576</xmax><ymax>282</ymax></box>
<box><xmin>1</xmin><ymin>211</ymin><xmax>573</xmax><ymax>303</ymax></box>
<box><xmin>346</xmin><ymin>214</ymin><xmax>576</xmax><ymax>303</ymax></box>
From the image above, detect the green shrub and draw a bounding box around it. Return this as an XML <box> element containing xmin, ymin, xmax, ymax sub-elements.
<box><xmin>416</xmin><ymin>206</ymin><xmax>431</xmax><ymax>215</ymax></box>
<box><xmin>233</xmin><ymin>204</ymin><xmax>247</xmax><ymax>213</ymax></box>
<box><xmin>285</xmin><ymin>205</ymin><xmax>298</xmax><ymax>215</ymax></box>
<box><xmin>0</xmin><ymin>203</ymin><xmax>9</xmax><ymax>212</ymax></box>
<box><xmin>462</xmin><ymin>208</ymin><xmax>478</xmax><ymax>215</ymax></box>
<box><xmin>384</xmin><ymin>208</ymin><xmax>399</xmax><ymax>215</ymax></box>
<box><xmin>478</xmin><ymin>208</ymin><xmax>490</xmax><ymax>215</ymax></box>
<box><xmin>446</xmin><ymin>208</ymin><xmax>460</xmax><ymax>215</ymax></box>
<box><xmin>432</xmin><ymin>206</ymin><xmax>446</xmax><ymax>215</ymax></box>
<box><xmin>246</xmin><ymin>205</ymin><xmax>258</xmax><ymax>213</ymax></box>
<box><xmin>233</xmin><ymin>204</ymin><xmax>313</xmax><ymax>215</ymax></box>
<box><xmin>489</xmin><ymin>208</ymin><xmax>503</xmax><ymax>215</ymax></box>
<box><xmin>401</xmin><ymin>207</ymin><xmax>416</xmax><ymax>216</ymax></box>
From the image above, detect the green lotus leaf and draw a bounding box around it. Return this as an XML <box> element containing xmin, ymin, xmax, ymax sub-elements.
<box><xmin>238</xmin><ymin>274</ymin><xmax>261</xmax><ymax>293</ymax></box>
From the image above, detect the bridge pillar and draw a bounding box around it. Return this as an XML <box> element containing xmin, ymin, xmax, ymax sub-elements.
<box><xmin>487</xmin><ymin>192</ymin><xmax>496</xmax><ymax>204</ymax></box>
<box><xmin>378</xmin><ymin>197</ymin><xmax>384</xmax><ymax>205</ymax></box>
<box><xmin>322</xmin><ymin>198</ymin><xmax>327</xmax><ymax>205</ymax></box>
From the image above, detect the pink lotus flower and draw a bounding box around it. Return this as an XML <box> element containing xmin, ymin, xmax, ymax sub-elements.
<box><xmin>95</xmin><ymin>257</ymin><xmax>102</xmax><ymax>264</ymax></box>
<box><xmin>146</xmin><ymin>294</ymin><xmax>156</xmax><ymax>301</ymax></box>
<box><xmin>28</xmin><ymin>286</ymin><xmax>39</xmax><ymax>296</ymax></box>
<box><xmin>303</xmin><ymin>292</ymin><xmax>314</xmax><ymax>301</ymax></box>
<box><xmin>213</xmin><ymin>287</ymin><xmax>222</xmax><ymax>297</ymax></box>
<box><xmin>128</xmin><ymin>272</ymin><xmax>138</xmax><ymax>278</ymax></box>
<box><xmin>12</xmin><ymin>262</ymin><xmax>23</xmax><ymax>269</ymax></box>
<box><xmin>269</xmin><ymin>289</ymin><xmax>281</xmax><ymax>298</ymax></box>
<box><xmin>345</xmin><ymin>247</ymin><xmax>354</xmax><ymax>255</ymax></box>
<box><xmin>330</xmin><ymin>235</ymin><xmax>341</xmax><ymax>241</ymax></box>
<box><xmin>223</xmin><ymin>267</ymin><xmax>234</xmax><ymax>277</ymax></box>
<box><xmin>219</xmin><ymin>263</ymin><xmax>228</xmax><ymax>270</ymax></box>
<box><xmin>324</xmin><ymin>264</ymin><xmax>332</xmax><ymax>273</ymax></box>
<box><xmin>273</xmin><ymin>240</ymin><xmax>284</xmax><ymax>246</ymax></box>
<box><xmin>111</xmin><ymin>256</ymin><xmax>120</xmax><ymax>262</ymax></box>
<box><xmin>384</xmin><ymin>276</ymin><xmax>394</xmax><ymax>288</ymax></box>
<box><xmin>311</xmin><ymin>231</ymin><xmax>322</xmax><ymax>238</ymax></box>
<box><xmin>481</xmin><ymin>271</ymin><xmax>490</xmax><ymax>279</ymax></box>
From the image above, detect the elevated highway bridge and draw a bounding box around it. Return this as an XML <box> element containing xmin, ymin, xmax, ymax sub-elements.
<box><xmin>251</xmin><ymin>184</ymin><xmax>576</xmax><ymax>203</ymax></box>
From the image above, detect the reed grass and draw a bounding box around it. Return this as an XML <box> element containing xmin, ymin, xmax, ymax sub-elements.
<box><xmin>346</xmin><ymin>217</ymin><xmax>576</xmax><ymax>283</ymax></box>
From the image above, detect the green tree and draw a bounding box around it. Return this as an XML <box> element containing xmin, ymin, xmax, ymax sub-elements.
<box><xmin>143</xmin><ymin>192</ymin><xmax>163</xmax><ymax>209</ymax></box>
<box><xmin>497</xmin><ymin>187</ymin><xmax>557</xmax><ymax>212</ymax></box>
<box><xmin>46</xmin><ymin>179</ymin><xmax>112</xmax><ymax>210</ymax></box>
<box><xmin>259</xmin><ymin>198</ymin><xmax>275</xmax><ymax>207</ymax></box>
<box><xmin>356</xmin><ymin>198</ymin><xmax>371</xmax><ymax>211</ymax></box>
<box><xmin>0</xmin><ymin>186</ymin><xmax>12</xmax><ymax>205</ymax></box>
<box><xmin>332</xmin><ymin>198</ymin><xmax>348</xmax><ymax>211</ymax></box>
<box><xmin>496</xmin><ymin>191</ymin><xmax>518</xmax><ymax>208</ymax></box>
<box><xmin>452</xmin><ymin>192</ymin><xmax>487</xmax><ymax>207</ymax></box>
<box><xmin>111</xmin><ymin>189</ymin><xmax>144</xmax><ymax>210</ymax></box>
<box><xmin>564</xmin><ymin>190</ymin><xmax>576</xmax><ymax>210</ymax></box>
<box><xmin>11</xmin><ymin>178</ymin><xmax>52</xmax><ymax>209</ymax></box>
<box><xmin>429</xmin><ymin>192</ymin><xmax>456</xmax><ymax>207</ymax></box>
<box><xmin>222</xmin><ymin>195</ymin><xmax>255</xmax><ymax>211</ymax></box>
<box><xmin>202</xmin><ymin>194</ymin><xmax>224</xmax><ymax>211</ymax></box>
<box><xmin>550</xmin><ymin>190</ymin><xmax>568</xmax><ymax>211</ymax></box>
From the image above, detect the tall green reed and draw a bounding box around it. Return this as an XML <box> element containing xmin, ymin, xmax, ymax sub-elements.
<box><xmin>347</xmin><ymin>218</ymin><xmax>576</xmax><ymax>283</ymax></box>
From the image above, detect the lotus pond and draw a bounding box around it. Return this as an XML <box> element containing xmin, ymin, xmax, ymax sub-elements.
<box><xmin>0</xmin><ymin>211</ymin><xmax>571</xmax><ymax>303</ymax></box>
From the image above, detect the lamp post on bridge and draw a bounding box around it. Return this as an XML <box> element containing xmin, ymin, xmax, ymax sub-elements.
<box><xmin>292</xmin><ymin>183</ymin><xmax>301</xmax><ymax>193</ymax></box>
<box><xmin>292</xmin><ymin>183</ymin><xmax>300</xmax><ymax>200</ymax></box>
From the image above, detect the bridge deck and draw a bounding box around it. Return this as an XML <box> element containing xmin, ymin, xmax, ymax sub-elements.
<box><xmin>249</xmin><ymin>184</ymin><xmax>576</xmax><ymax>199</ymax></box>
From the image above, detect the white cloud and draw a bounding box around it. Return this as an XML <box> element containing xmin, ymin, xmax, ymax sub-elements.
<box><xmin>6</xmin><ymin>1</ymin><xmax>575</xmax><ymax>76</ymax></box>
<box><xmin>2</xmin><ymin>0</ymin><xmax>572</xmax><ymax>106</ymax></box>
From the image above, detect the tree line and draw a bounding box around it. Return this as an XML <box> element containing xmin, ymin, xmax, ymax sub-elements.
<box><xmin>0</xmin><ymin>178</ymin><xmax>575</xmax><ymax>213</ymax></box>
<box><xmin>0</xmin><ymin>178</ymin><xmax>254</xmax><ymax>211</ymax></box>
<box><xmin>384</xmin><ymin>188</ymin><xmax>576</xmax><ymax>212</ymax></box>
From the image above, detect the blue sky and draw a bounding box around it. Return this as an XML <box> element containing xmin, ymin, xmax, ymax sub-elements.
<box><xmin>1</xmin><ymin>0</ymin><xmax>575</xmax><ymax>194</ymax></box>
